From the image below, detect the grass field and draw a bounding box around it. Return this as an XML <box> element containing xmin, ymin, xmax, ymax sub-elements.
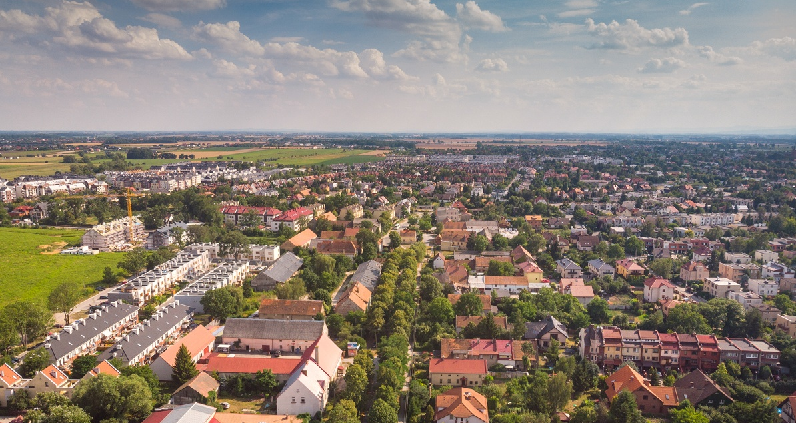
<box><xmin>0</xmin><ymin>228</ymin><xmax>125</xmax><ymax>307</ymax></box>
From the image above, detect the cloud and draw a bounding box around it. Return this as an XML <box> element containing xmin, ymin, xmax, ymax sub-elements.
<box><xmin>456</xmin><ymin>1</ymin><xmax>508</xmax><ymax>32</ymax></box>
<box><xmin>271</xmin><ymin>36</ymin><xmax>304</xmax><ymax>43</ymax></box>
<box><xmin>130</xmin><ymin>0</ymin><xmax>226</xmax><ymax>12</ymax></box>
<box><xmin>697</xmin><ymin>45</ymin><xmax>742</xmax><ymax>65</ymax></box>
<box><xmin>323</xmin><ymin>40</ymin><xmax>344</xmax><ymax>45</ymax></box>
<box><xmin>679</xmin><ymin>3</ymin><xmax>708</xmax><ymax>16</ymax></box>
<box><xmin>475</xmin><ymin>58</ymin><xmax>508</xmax><ymax>72</ymax></box>
<box><xmin>140</xmin><ymin>13</ymin><xmax>182</xmax><ymax>29</ymax></box>
<box><xmin>193</xmin><ymin>21</ymin><xmax>412</xmax><ymax>79</ymax></box>
<box><xmin>558</xmin><ymin>0</ymin><xmax>597</xmax><ymax>19</ymax></box>
<box><xmin>212</xmin><ymin>59</ymin><xmax>257</xmax><ymax>78</ymax></box>
<box><xmin>399</xmin><ymin>72</ymin><xmax>468</xmax><ymax>98</ymax></box>
<box><xmin>637</xmin><ymin>57</ymin><xmax>685</xmax><ymax>73</ymax></box>
<box><xmin>585</xmin><ymin>18</ymin><xmax>689</xmax><ymax>50</ymax></box>
<box><xmin>331</xmin><ymin>0</ymin><xmax>465</xmax><ymax>62</ymax></box>
<box><xmin>0</xmin><ymin>2</ymin><xmax>192</xmax><ymax>60</ymax></box>
<box><xmin>752</xmin><ymin>37</ymin><xmax>796</xmax><ymax>61</ymax></box>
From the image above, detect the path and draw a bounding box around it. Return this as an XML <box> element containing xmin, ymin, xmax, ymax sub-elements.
<box><xmin>54</xmin><ymin>285</ymin><xmax>117</xmax><ymax>326</ymax></box>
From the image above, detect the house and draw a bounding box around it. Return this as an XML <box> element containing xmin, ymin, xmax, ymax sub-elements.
<box><xmin>747</xmin><ymin>279</ymin><xmax>779</xmax><ymax>297</ymax></box>
<box><xmin>524</xmin><ymin>316</ymin><xmax>568</xmax><ymax>351</ymax></box>
<box><xmin>777</xmin><ymin>315</ymin><xmax>796</xmax><ymax>337</ymax></box>
<box><xmin>276</xmin><ymin>359</ymin><xmax>329</xmax><ymax>415</ymax></box>
<box><xmin>280</xmin><ymin>228</ymin><xmax>317</xmax><ymax>252</ymax></box>
<box><xmin>643</xmin><ymin>278</ymin><xmax>678</xmax><ymax>303</ymax></box>
<box><xmin>25</xmin><ymin>365</ymin><xmax>77</xmax><ymax>399</ymax></box>
<box><xmin>440</xmin><ymin>338</ymin><xmax>514</xmax><ymax>367</ymax></box>
<box><xmin>150</xmin><ymin>325</ymin><xmax>216</xmax><ymax>381</ymax></box>
<box><xmin>719</xmin><ymin>262</ymin><xmax>761</xmax><ymax>283</ymax></box>
<box><xmin>588</xmin><ymin>259</ymin><xmax>615</xmax><ymax>278</ymax></box>
<box><xmin>441</xmin><ymin>229</ymin><xmax>469</xmax><ymax>251</ymax></box>
<box><xmin>704</xmin><ymin>277</ymin><xmax>741</xmax><ymax>298</ymax></box>
<box><xmin>556</xmin><ymin>258</ymin><xmax>583</xmax><ymax>279</ymax></box>
<box><xmin>680</xmin><ymin>262</ymin><xmax>709</xmax><ymax>282</ymax></box>
<box><xmin>170</xmin><ymin>371</ymin><xmax>220</xmax><ymax>405</ymax></box>
<box><xmin>750</xmin><ymin>303</ymin><xmax>781</xmax><ymax>324</ymax></box>
<box><xmin>567</xmin><ymin>284</ymin><xmax>595</xmax><ymax>306</ymax></box>
<box><xmin>755</xmin><ymin>250</ymin><xmax>779</xmax><ymax>263</ymax></box>
<box><xmin>605</xmin><ymin>365</ymin><xmax>678</xmax><ymax>415</ymax></box>
<box><xmin>524</xmin><ymin>215</ymin><xmax>543</xmax><ymax>230</ymax></box>
<box><xmin>221</xmin><ymin>319</ymin><xmax>327</xmax><ymax>353</ymax></box>
<box><xmin>674</xmin><ymin>370</ymin><xmax>733</xmax><ymax>408</ymax></box>
<box><xmin>434</xmin><ymin>387</ymin><xmax>489</xmax><ymax>423</ymax></box>
<box><xmin>455</xmin><ymin>316</ymin><xmax>509</xmax><ymax>334</ymax></box>
<box><xmin>99</xmin><ymin>303</ymin><xmax>192</xmax><ymax>366</ymax></box>
<box><xmin>401</xmin><ymin>229</ymin><xmax>417</xmax><ymax>244</ymax></box>
<box><xmin>0</xmin><ymin>363</ymin><xmax>26</xmax><ymax>407</ymax></box>
<box><xmin>259</xmin><ymin>299</ymin><xmax>324</xmax><ymax>320</ymax></box>
<box><xmin>252</xmin><ymin>252</ymin><xmax>304</xmax><ymax>291</ymax></box>
<box><xmin>271</xmin><ymin>207</ymin><xmax>313</xmax><ymax>232</ymax></box>
<box><xmin>316</xmin><ymin>240</ymin><xmax>357</xmax><ymax>258</ymax></box>
<box><xmin>145</xmin><ymin>222</ymin><xmax>191</xmax><ymax>250</ymax></box>
<box><xmin>221</xmin><ymin>205</ymin><xmax>281</xmax><ymax>226</ymax></box>
<box><xmin>517</xmin><ymin>261</ymin><xmax>544</xmax><ymax>284</ymax></box>
<box><xmin>349</xmin><ymin>260</ymin><xmax>382</xmax><ymax>291</ymax></box>
<box><xmin>142</xmin><ymin>403</ymin><xmax>301</xmax><ymax>423</ymax></box>
<box><xmin>429</xmin><ymin>358</ymin><xmax>488</xmax><ymax>387</ymax></box>
<box><xmin>483</xmin><ymin>276</ymin><xmax>530</xmax><ymax>296</ymax></box>
<box><xmin>616</xmin><ymin>259</ymin><xmax>646</xmax><ymax>279</ymax></box>
<box><xmin>511</xmin><ymin>245</ymin><xmax>535</xmax><ymax>262</ymax></box>
<box><xmin>82</xmin><ymin>360</ymin><xmax>120</xmax><ymax>379</ymax></box>
<box><xmin>780</xmin><ymin>395</ymin><xmax>796</xmax><ymax>423</ymax></box>
<box><xmin>724</xmin><ymin>252</ymin><xmax>752</xmax><ymax>264</ymax></box>
<box><xmin>44</xmin><ymin>301</ymin><xmax>139</xmax><ymax>366</ymax></box>
<box><xmin>202</xmin><ymin>353</ymin><xmax>301</xmax><ymax>382</ymax></box>
<box><xmin>335</xmin><ymin>282</ymin><xmax>372</xmax><ymax>315</ymax></box>
<box><xmin>577</xmin><ymin>235</ymin><xmax>600</xmax><ymax>251</ymax></box>
<box><xmin>762</xmin><ymin>262</ymin><xmax>795</xmax><ymax>281</ymax></box>
<box><xmin>433</xmin><ymin>253</ymin><xmax>446</xmax><ymax>269</ymax></box>
<box><xmin>448</xmin><ymin>294</ymin><xmax>494</xmax><ymax>315</ymax></box>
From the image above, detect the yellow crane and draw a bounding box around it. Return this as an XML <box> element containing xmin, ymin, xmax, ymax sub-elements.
<box><xmin>74</xmin><ymin>188</ymin><xmax>147</xmax><ymax>243</ymax></box>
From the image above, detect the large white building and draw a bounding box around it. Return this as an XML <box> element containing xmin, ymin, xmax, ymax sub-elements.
<box><xmin>82</xmin><ymin>217</ymin><xmax>145</xmax><ymax>251</ymax></box>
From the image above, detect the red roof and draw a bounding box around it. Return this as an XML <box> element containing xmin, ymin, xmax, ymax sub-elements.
<box><xmin>429</xmin><ymin>358</ymin><xmax>487</xmax><ymax>375</ymax></box>
<box><xmin>221</xmin><ymin>205</ymin><xmax>281</xmax><ymax>216</ymax></box>
<box><xmin>644</xmin><ymin>277</ymin><xmax>676</xmax><ymax>289</ymax></box>
<box><xmin>202</xmin><ymin>354</ymin><xmax>301</xmax><ymax>375</ymax></box>
<box><xmin>274</xmin><ymin>207</ymin><xmax>313</xmax><ymax>222</ymax></box>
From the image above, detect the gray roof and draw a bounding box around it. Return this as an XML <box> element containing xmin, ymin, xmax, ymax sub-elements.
<box><xmin>161</xmin><ymin>403</ymin><xmax>216</xmax><ymax>423</ymax></box>
<box><xmin>224</xmin><ymin>318</ymin><xmax>325</xmax><ymax>341</ymax></box>
<box><xmin>99</xmin><ymin>303</ymin><xmax>191</xmax><ymax>364</ymax></box>
<box><xmin>587</xmin><ymin>259</ymin><xmax>613</xmax><ymax>271</ymax></box>
<box><xmin>556</xmin><ymin>258</ymin><xmax>581</xmax><ymax>270</ymax></box>
<box><xmin>259</xmin><ymin>252</ymin><xmax>303</xmax><ymax>285</ymax></box>
<box><xmin>46</xmin><ymin>301</ymin><xmax>139</xmax><ymax>363</ymax></box>
<box><xmin>524</xmin><ymin>316</ymin><xmax>568</xmax><ymax>340</ymax></box>
<box><xmin>350</xmin><ymin>260</ymin><xmax>382</xmax><ymax>291</ymax></box>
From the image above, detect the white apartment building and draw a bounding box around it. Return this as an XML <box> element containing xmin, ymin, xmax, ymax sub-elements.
<box><xmin>107</xmin><ymin>250</ymin><xmax>211</xmax><ymax>305</ymax></box>
<box><xmin>704</xmin><ymin>277</ymin><xmax>741</xmax><ymax>298</ymax></box>
<box><xmin>747</xmin><ymin>279</ymin><xmax>779</xmax><ymax>297</ymax></box>
<box><xmin>173</xmin><ymin>261</ymin><xmax>251</xmax><ymax>312</ymax></box>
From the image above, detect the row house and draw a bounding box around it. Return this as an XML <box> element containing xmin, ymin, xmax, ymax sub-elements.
<box><xmin>44</xmin><ymin>301</ymin><xmax>139</xmax><ymax>367</ymax></box>
<box><xmin>689</xmin><ymin>213</ymin><xmax>738</xmax><ymax>226</ymax></box>
<box><xmin>108</xmin><ymin>250</ymin><xmax>211</xmax><ymax>305</ymax></box>
<box><xmin>716</xmin><ymin>338</ymin><xmax>780</xmax><ymax>370</ymax></box>
<box><xmin>99</xmin><ymin>302</ymin><xmax>192</xmax><ymax>366</ymax></box>
<box><xmin>173</xmin><ymin>261</ymin><xmax>251</xmax><ymax>313</ymax></box>
<box><xmin>221</xmin><ymin>206</ymin><xmax>281</xmax><ymax>227</ymax></box>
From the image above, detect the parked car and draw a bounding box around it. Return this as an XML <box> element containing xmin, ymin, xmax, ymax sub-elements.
<box><xmin>220</xmin><ymin>402</ymin><xmax>230</xmax><ymax>410</ymax></box>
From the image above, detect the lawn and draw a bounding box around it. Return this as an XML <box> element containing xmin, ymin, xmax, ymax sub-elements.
<box><xmin>0</xmin><ymin>228</ymin><xmax>126</xmax><ymax>307</ymax></box>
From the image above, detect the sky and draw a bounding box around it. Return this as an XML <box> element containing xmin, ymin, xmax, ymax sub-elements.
<box><xmin>0</xmin><ymin>0</ymin><xmax>794</xmax><ymax>133</ymax></box>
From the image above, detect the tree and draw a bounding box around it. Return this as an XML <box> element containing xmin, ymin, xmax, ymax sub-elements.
<box><xmin>670</xmin><ymin>403</ymin><xmax>709</xmax><ymax>423</ymax></box>
<box><xmin>487</xmin><ymin>260</ymin><xmax>516</xmax><ymax>276</ymax></box>
<box><xmin>469</xmin><ymin>234</ymin><xmax>490</xmax><ymax>253</ymax></box>
<box><xmin>326</xmin><ymin>399</ymin><xmax>359</xmax><ymax>423</ymax></box>
<box><xmin>101</xmin><ymin>266</ymin><xmax>119</xmax><ymax>286</ymax></box>
<box><xmin>72</xmin><ymin>374</ymin><xmax>153</xmax><ymax>423</ymax></box>
<box><xmin>20</xmin><ymin>347</ymin><xmax>50</xmax><ymax>378</ymax></box>
<box><xmin>117</xmin><ymin>247</ymin><xmax>148</xmax><ymax>275</ymax></box>
<box><xmin>253</xmin><ymin>369</ymin><xmax>278</xmax><ymax>397</ymax></box>
<box><xmin>548</xmin><ymin>372</ymin><xmax>573</xmax><ymax>413</ymax></box>
<box><xmin>343</xmin><ymin>363</ymin><xmax>368</xmax><ymax>407</ymax></box>
<box><xmin>389</xmin><ymin>231</ymin><xmax>401</xmax><ymax>249</ymax></box>
<box><xmin>608</xmin><ymin>390</ymin><xmax>645</xmax><ymax>423</ymax></box>
<box><xmin>545</xmin><ymin>338</ymin><xmax>561</xmax><ymax>367</ymax></box>
<box><xmin>121</xmin><ymin>365</ymin><xmax>163</xmax><ymax>405</ymax></box>
<box><xmin>454</xmin><ymin>293</ymin><xmax>484</xmax><ymax>316</ymax></box>
<box><xmin>274</xmin><ymin>277</ymin><xmax>307</xmax><ymax>300</ymax></box>
<box><xmin>369</xmin><ymin>398</ymin><xmax>398</xmax><ymax>423</ymax></box>
<box><xmin>667</xmin><ymin>303</ymin><xmax>711</xmax><ymax>334</ymax></box>
<box><xmin>607</xmin><ymin>244</ymin><xmax>626</xmax><ymax>260</ymax></box>
<box><xmin>70</xmin><ymin>355</ymin><xmax>98</xmax><ymax>379</ymax></box>
<box><xmin>3</xmin><ymin>301</ymin><xmax>54</xmax><ymax>346</ymax></box>
<box><xmin>649</xmin><ymin>258</ymin><xmax>674</xmax><ymax>279</ymax></box>
<box><xmin>587</xmin><ymin>297</ymin><xmax>610</xmax><ymax>324</ymax></box>
<box><xmin>649</xmin><ymin>369</ymin><xmax>661</xmax><ymax>386</ymax></box>
<box><xmin>218</xmin><ymin>230</ymin><xmax>251</xmax><ymax>260</ymax></box>
<box><xmin>573</xmin><ymin>359</ymin><xmax>599</xmax><ymax>393</ymax></box>
<box><xmin>570</xmin><ymin>402</ymin><xmax>598</xmax><ymax>423</ymax></box>
<box><xmin>29</xmin><ymin>405</ymin><xmax>92</xmax><ymax>423</ymax></box>
<box><xmin>759</xmin><ymin>365</ymin><xmax>772</xmax><ymax>380</ymax></box>
<box><xmin>625</xmin><ymin>236</ymin><xmax>645</xmax><ymax>257</ymax></box>
<box><xmin>47</xmin><ymin>281</ymin><xmax>83</xmax><ymax>325</ymax></box>
<box><xmin>426</xmin><ymin>297</ymin><xmax>455</xmax><ymax>325</ymax></box>
<box><xmin>200</xmin><ymin>286</ymin><xmax>244</xmax><ymax>321</ymax></box>
<box><xmin>172</xmin><ymin>344</ymin><xmax>199</xmax><ymax>384</ymax></box>
<box><xmin>419</xmin><ymin>275</ymin><xmax>443</xmax><ymax>303</ymax></box>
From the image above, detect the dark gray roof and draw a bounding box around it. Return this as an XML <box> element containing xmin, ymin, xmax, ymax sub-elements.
<box><xmin>524</xmin><ymin>316</ymin><xmax>568</xmax><ymax>340</ymax></box>
<box><xmin>556</xmin><ymin>258</ymin><xmax>581</xmax><ymax>270</ymax></box>
<box><xmin>257</xmin><ymin>252</ymin><xmax>303</xmax><ymax>285</ymax></box>
<box><xmin>45</xmin><ymin>301</ymin><xmax>139</xmax><ymax>363</ymax></box>
<box><xmin>98</xmin><ymin>303</ymin><xmax>191</xmax><ymax>364</ymax></box>
<box><xmin>223</xmin><ymin>318</ymin><xmax>325</xmax><ymax>341</ymax></box>
<box><xmin>350</xmin><ymin>260</ymin><xmax>382</xmax><ymax>291</ymax></box>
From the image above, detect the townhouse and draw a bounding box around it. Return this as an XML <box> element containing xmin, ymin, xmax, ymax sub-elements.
<box><xmin>173</xmin><ymin>261</ymin><xmax>251</xmax><ymax>312</ymax></box>
<box><xmin>718</xmin><ymin>262</ymin><xmax>761</xmax><ymax>283</ymax></box>
<box><xmin>150</xmin><ymin>325</ymin><xmax>216</xmax><ymax>381</ymax></box>
<box><xmin>108</xmin><ymin>250</ymin><xmax>211</xmax><ymax>305</ymax></box>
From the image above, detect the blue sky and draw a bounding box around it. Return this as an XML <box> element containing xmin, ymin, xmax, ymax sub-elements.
<box><xmin>0</xmin><ymin>0</ymin><xmax>794</xmax><ymax>133</ymax></box>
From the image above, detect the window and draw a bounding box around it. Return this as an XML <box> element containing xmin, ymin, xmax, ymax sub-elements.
<box><xmin>301</xmin><ymin>398</ymin><xmax>305</xmax><ymax>404</ymax></box>
<box><xmin>448</xmin><ymin>379</ymin><xmax>451</xmax><ymax>383</ymax></box>
<box><xmin>291</xmin><ymin>397</ymin><xmax>296</xmax><ymax>404</ymax></box>
<box><xmin>643</xmin><ymin>395</ymin><xmax>648</xmax><ymax>400</ymax></box>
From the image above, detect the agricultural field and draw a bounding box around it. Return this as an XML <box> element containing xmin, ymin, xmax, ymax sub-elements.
<box><xmin>0</xmin><ymin>228</ymin><xmax>125</xmax><ymax>307</ymax></box>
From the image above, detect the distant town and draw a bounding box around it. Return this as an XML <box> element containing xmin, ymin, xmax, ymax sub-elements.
<box><xmin>2</xmin><ymin>134</ymin><xmax>796</xmax><ymax>423</ymax></box>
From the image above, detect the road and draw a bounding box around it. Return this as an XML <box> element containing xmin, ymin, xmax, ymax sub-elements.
<box><xmin>54</xmin><ymin>285</ymin><xmax>117</xmax><ymax>326</ymax></box>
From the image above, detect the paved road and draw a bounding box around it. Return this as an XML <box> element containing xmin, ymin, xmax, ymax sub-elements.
<box><xmin>54</xmin><ymin>285</ymin><xmax>117</xmax><ymax>326</ymax></box>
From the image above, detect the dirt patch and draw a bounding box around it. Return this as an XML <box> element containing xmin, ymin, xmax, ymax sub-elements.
<box><xmin>360</xmin><ymin>150</ymin><xmax>389</xmax><ymax>156</ymax></box>
<box><xmin>169</xmin><ymin>148</ymin><xmax>265</xmax><ymax>159</ymax></box>
<box><xmin>39</xmin><ymin>241</ymin><xmax>68</xmax><ymax>255</ymax></box>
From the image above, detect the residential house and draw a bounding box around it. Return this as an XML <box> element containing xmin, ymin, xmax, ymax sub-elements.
<box><xmin>335</xmin><ymin>282</ymin><xmax>372</xmax><ymax>315</ymax></box>
<box><xmin>524</xmin><ymin>316</ymin><xmax>568</xmax><ymax>351</ymax></box>
<box><xmin>150</xmin><ymin>325</ymin><xmax>217</xmax><ymax>380</ymax></box>
<box><xmin>400</xmin><ymin>229</ymin><xmax>417</xmax><ymax>245</ymax></box>
<box><xmin>524</xmin><ymin>215</ymin><xmax>543</xmax><ymax>230</ymax></box>
<box><xmin>221</xmin><ymin>319</ymin><xmax>327</xmax><ymax>354</ymax></box>
<box><xmin>777</xmin><ymin>315</ymin><xmax>796</xmax><ymax>337</ymax></box>
<box><xmin>280</xmin><ymin>228</ymin><xmax>317</xmax><ymax>253</ymax></box>
<box><xmin>780</xmin><ymin>396</ymin><xmax>796</xmax><ymax>423</ymax></box>
<box><xmin>719</xmin><ymin>262</ymin><xmax>761</xmax><ymax>283</ymax></box>
<box><xmin>704</xmin><ymin>277</ymin><xmax>741</xmax><ymax>298</ymax></box>
<box><xmin>762</xmin><ymin>262</ymin><xmax>795</xmax><ymax>281</ymax></box>
<box><xmin>750</xmin><ymin>303</ymin><xmax>781</xmax><ymax>324</ymax></box>
<box><xmin>44</xmin><ymin>301</ymin><xmax>139</xmax><ymax>366</ymax></box>
<box><xmin>252</xmin><ymin>252</ymin><xmax>304</xmax><ymax>291</ymax></box>
<box><xmin>643</xmin><ymin>278</ymin><xmax>678</xmax><ymax>303</ymax></box>
<box><xmin>82</xmin><ymin>360</ymin><xmax>120</xmax><ymax>380</ymax></box>
<box><xmin>567</xmin><ymin>284</ymin><xmax>595</xmax><ymax>306</ymax></box>
<box><xmin>276</xmin><ymin>360</ymin><xmax>329</xmax><ymax>415</ymax></box>
<box><xmin>674</xmin><ymin>370</ymin><xmax>733</xmax><ymax>408</ymax></box>
<box><xmin>680</xmin><ymin>262</ymin><xmax>709</xmax><ymax>282</ymax></box>
<box><xmin>577</xmin><ymin>235</ymin><xmax>600</xmax><ymax>251</ymax></box>
<box><xmin>727</xmin><ymin>291</ymin><xmax>763</xmax><ymax>309</ymax></box>
<box><xmin>25</xmin><ymin>365</ymin><xmax>77</xmax><ymax>399</ymax></box>
<box><xmin>747</xmin><ymin>279</ymin><xmax>779</xmax><ymax>297</ymax></box>
<box><xmin>316</xmin><ymin>240</ymin><xmax>357</xmax><ymax>258</ymax></box>
<box><xmin>429</xmin><ymin>359</ymin><xmax>488</xmax><ymax>387</ymax></box>
<box><xmin>350</xmin><ymin>260</ymin><xmax>382</xmax><ymax>291</ymax></box>
<box><xmin>440</xmin><ymin>338</ymin><xmax>514</xmax><ymax>368</ymax></box>
<box><xmin>271</xmin><ymin>207</ymin><xmax>313</xmax><ymax>232</ymax></box>
<box><xmin>724</xmin><ymin>253</ymin><xmax>752</xmax><ymax>264</ymax></box>
<box><xmin>616</xmin><ymin>259</ymin><xmax>646</xmax><ymax>279</ymax></box>
<box><xmin>556</xmin><ymin>258</ymin><xmax>583</xmax><ymax>279</ymax></box>
<box><xmin>441</xmin><ymin>229</ymin><xmax>469</xmax><ymax>251</ymax></box>
<box><xmin>433</xmin><ymin>253</ymin><xmax>446</xmax><ymax>269</ymax></box>
<box><xmin>517</xmin><ymin>261</ymin><xmax>544</xmax><ymax>284</ymax></box>
<box><xmin>605</xmin><ymin>365</ymin><xmax>678</xmax><ymax>415</ymax></box>
<box><xmin>588</xmin><ymin>259</ymin><xmax>615</xmax><ymax>278</ymax></box>
<box><xmin>0</xmin><ymin>363</ymin><xmax>26</xmax><ymax>407</ymax></box>
<box><xmin>434</xmin><ymin>388</ymin><xmax>489</xmax><ymax>423</ymax></box>
<box><xmin>170</xmin><ymin>372</ymin><xmax>220</xmax><ymax>405</ymax></box>
<box><xmin>483</xmin><ymin>276</ymin><xmax>530</xmax><ymax>296</ymax></box>
<box><xmin>202</xmin><ymin>354</ymin><xmax>301</xmax><ymax>382</ymax></box>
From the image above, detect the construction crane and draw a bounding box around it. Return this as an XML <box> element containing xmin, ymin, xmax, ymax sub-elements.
<box><xmin>73</xmin><ymin>188</ymin><xmax>147</xmax><ymax>243</ymax></box>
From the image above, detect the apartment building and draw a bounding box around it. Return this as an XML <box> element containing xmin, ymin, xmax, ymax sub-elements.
<box><xmin>777</xmin><ymin>315</ymin><xmax>796</xmax><ymax>337</ymax></box>
<box><xmin>108</xmin><ymin>250</ymin><xmax>211</xmax><ymax>305</ymax></box>
<box><xmin>704</xmin><ymin>277</ymin><xmax>741</xmax><ymax>299</ymax></box>
<box><xmin>173</xmin><ymin>261</ymin><xmax>251</xmax><ymax>312</ymax></box>
<box><xmin>727</xmin><ymin>291</ymin><xmax>763</xmax><ymax>309</ymax></box>
<box><xmin>81</xmin><ymin>217</ymin><xmax>146</xmax><ymax>251</ymax></box>
<box><xmin>718</xmin><ymin>262</ymin><xmax>761</xmax><ymax>283</ymax></box>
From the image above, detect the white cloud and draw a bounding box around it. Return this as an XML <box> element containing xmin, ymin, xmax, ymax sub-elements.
<box><xmin>331</xmin><ymin>0</ymin><xmax>465</xmax><ymax>62</ymax></box>
<box><xmin>399</xmin><ymin>72</ymin><xmax>468</xmax><ymax>98</ymax></box>
<box><xmin>697</xmin><ymin>45</ymin><xmax>742</xmax><ymax>65</ymax></box>
<box><xmin>271</xmin><ymin>36</ymin><xmax>304</xmax><ymax>43</ymax></box>
<box><xmin>475</xmin><ymin>58</ymin><xmax>508</xmax><ymax>72</ymax></box>
<box><xmin>359</xmin><ymin>49</ymin><xmax>416</xmax><ymax>80</ymax></box>
<box><xmin>558</xmin><ymin>0</ymin><xmax>597</xmax><ymax>19</ymax></box>
<box><xmin>456</xmin><ymin>1</ymin><xmax>508</xmax><ymax>32</ymax></box>
<box><xmin>637</xmin><ymin>57</ymin><xmax>685</xmax><ymax>73</ymax></box>
<box><xmin>752</xmin><ymin>37</ymin><xmax>796</xmax><ymax>61</ymax></box>
<box><xmin>679</xmin><ymin>3</ymin><xmax>708</xmax><ymax>16</ymax></box>
<box><xmin>585</xmin><ymin>18</ymin><xmax>689</xmax><ymax>50</ymax></box>
<box><xmin>193</xmin><ymin>21</ymin><xmax>265</xmax><ymax>55</ymax></box>
<box><xmin>141</xmin><ymin>13</ymin><xmax>182</xmax><ymax>29</ymax></box>
<box><xmin>212</xmin><ymin>59</ymin><xmax>257</xmax><ymax>78</ymax></box>
<box><xmin>0</xmin><ymin>2</ymin><xmax>191</xmax><ymax>60</ymax></box>
<box><xmin>130</xmin><ymin>0</ymin><xmax>226</xmax><ymax>12</ymax></box>
<box><xmin>323</xmin><ymin>40</ymin><xmax>344</xmax><ymax>45</ymax></box>
<box><xmin>558</xmin><ymin>9</ymin><xmax>595</xmax><ymax>18</ymax></box>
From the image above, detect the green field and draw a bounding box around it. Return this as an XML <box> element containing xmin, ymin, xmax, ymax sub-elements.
<box><xmin>0</xmin><ymin>228</ymin><xmax>125</xmax><ymax>307</ymax></box>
